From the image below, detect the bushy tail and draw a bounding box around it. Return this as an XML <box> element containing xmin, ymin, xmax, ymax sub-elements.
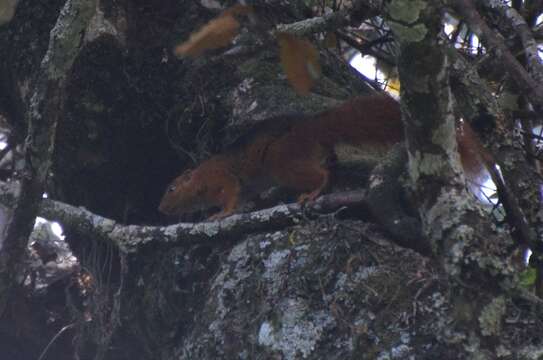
<box><xmin>309</xmin><ymin>95</ymin><xmax>404</xmax><ymax>150</ymax></box>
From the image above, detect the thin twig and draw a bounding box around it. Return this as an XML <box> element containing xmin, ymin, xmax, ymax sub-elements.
<box><xmin>37</xmin><ymin>323</ymin><xmax>76</xmax><ymax>360</ymax></box>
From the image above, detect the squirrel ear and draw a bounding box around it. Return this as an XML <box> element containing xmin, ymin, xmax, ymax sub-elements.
<box><xmin>181</xmin><ymin>169</ymin><xmax>194</xmax><ymax>181</ymax></box>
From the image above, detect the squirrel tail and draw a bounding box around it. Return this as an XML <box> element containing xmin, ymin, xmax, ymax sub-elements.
<box><xmin>309</xmin><ymin>95</ymin><xmax>404</xmax><ymax>150</ymax></box>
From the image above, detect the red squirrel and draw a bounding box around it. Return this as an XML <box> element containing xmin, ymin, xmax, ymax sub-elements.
<box><xmin>159</xmin><ymin>95</ymin><xmax>489</xmax><ymax>219</ymax></box>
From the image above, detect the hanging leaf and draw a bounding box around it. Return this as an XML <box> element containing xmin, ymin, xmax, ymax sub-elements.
<box><xmin>174</xmin><ymin>5</ymin><xmax>252</xmax><ymax>58</ymax></box>
<box><xmin>174</xmin><ymin>15</ymin><xmax>239</xmax><ymax>58</ymax></box>
<box><xmin>277</xmin><ymin>32</ymin><xmax>321</xmax><ymax>95</ymax></box>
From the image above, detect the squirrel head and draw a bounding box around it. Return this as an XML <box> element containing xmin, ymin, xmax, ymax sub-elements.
<box><xmin>158</xmin><ymin>169</ymin><xmax>209</xmax><ymax>216</ymax></box>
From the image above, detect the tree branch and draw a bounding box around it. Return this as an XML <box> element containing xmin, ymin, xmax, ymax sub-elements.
<box><xmin>386</xmin><ymin>0</ymin><xmax>516</xmax><ymax>352</ymax></box>
<box><xmin>0</xmin><ymin>0</ymin><xmax>95</xmax><ymax>315</ymax></box>
<box><xmin>275</xmin><ymin>11</ymin><xmax>349</xmax><ymax>37</ymax></box>
<box><xmin>454</xmin><ymin>0</ymin><xmax>543</xmax><ymax>110</ymax></box>
<box><xmin>480</xmin><ymin>0</ymin><xmax>543</xmax><ymax>83</ymax></box>
<box><xmin>448</xmin><ymin>47</ymin><xmax>540</xmax><ymax>251</ymax></box>
<box><xmin>273</xmin><ymin>0</ymin><xmax>387</xmax><ymax>37</ymax></box>
<box><xmin>38</xmin><ymin>190</ymin><xmax>369</xmax><ymax>253</ymax></box>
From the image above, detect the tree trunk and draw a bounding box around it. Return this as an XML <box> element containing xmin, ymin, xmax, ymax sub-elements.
<box><xmin>0</xmin><ymin>0</ymin><xmax>542</xmax><ymax>359</ymax></box>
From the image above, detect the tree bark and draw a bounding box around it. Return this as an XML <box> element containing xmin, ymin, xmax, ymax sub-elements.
<box><xmin>0</xmin><ymin>0</ymin><xmax>542</xmax><ymax>359</ymax></box>
<box><xmin>0</xmin><ymin>0</ymin><xmax>95</xmax><ymax>316</ymax></box>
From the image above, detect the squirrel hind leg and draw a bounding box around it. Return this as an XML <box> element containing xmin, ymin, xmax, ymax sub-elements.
<box><xmin>273</xmin><ymin>163</ymin><xmax>330</xmax><ymax>203</ymax></box>
<box><xmin>298</xmin><ymin>167</ymin><xmax>330</xmax><ymax>203</ymax></box>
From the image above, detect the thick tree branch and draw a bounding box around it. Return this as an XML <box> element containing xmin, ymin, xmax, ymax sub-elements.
<box><xmin>449</xmin><ymin>47</ymin><xmax>540</xmax><ymax>251</ymax></box>
<box><xmin>385</xmin><ymin>0</ymin><xmax>517</xmax><ymax>353</ymax></box>
<box><xmin>38</xmin><ymin>191</ymin><xmax>369</xmax><ymax>253</ymax></box>
<box><xmin>0</xmin><ymin>0</ymin><xmax>95</xmax><ymax>315</ymax></box>
<box><xmin>450</xmin><ymin>3</ymin><xmax>543</xmax><ymax>295</ymax></box>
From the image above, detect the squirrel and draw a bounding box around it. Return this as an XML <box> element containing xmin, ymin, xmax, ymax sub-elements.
<box><xmin>159</xmin><ymin>95</ymin><xmax>491</xmax><ymax>220</ymax></box>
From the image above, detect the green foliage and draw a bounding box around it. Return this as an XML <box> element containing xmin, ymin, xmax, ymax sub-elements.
<box><xmin>519</xmin><ymin>266</ymin><xmax>537</xmax><ymax>288</ymax></box>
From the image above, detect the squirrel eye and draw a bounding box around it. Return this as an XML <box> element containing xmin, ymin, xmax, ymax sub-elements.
<box><xmin>168</xmin><ymin>185</ymin><xmax>176</xmax><ymax>192</ymax></box>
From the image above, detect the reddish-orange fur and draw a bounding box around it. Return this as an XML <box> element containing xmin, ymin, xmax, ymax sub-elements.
<box><xmin>159</xmin><ymin>95</ymin><xmax>488</xmax><ymax>219</ymax></box>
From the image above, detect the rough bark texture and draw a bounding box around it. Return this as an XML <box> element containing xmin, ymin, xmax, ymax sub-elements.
<box><xmin>1</xmin><ymin>0</ymin><xmax>543</xmax><ymax>359</ymax></box>
<box><xmin>0</xmin><ymin>0</ymin><xmax>95</xmax><ymax>318</ymax></box>
<box><xmin>385</xmin><ymin>1</ymin><xmax>520</xmax><ymax>356</ymax></box>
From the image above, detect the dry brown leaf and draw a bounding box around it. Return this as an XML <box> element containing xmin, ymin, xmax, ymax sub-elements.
<box><xmin>175</xmin><ymin>15</ymin><xmax>239</xmax><ymax>58</ymax></box>
<box><xmin>174</xmin><ymin>5</ymin><xmax>252</xmax><ymax>58</ymax></box>
<box><xmin>277</xmin><ymin>32</ymin><xmax>321</xmax><ymax>95</ymax></box>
